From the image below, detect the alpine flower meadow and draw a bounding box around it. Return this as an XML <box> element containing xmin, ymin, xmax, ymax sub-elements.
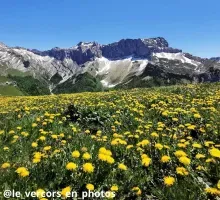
<box><xmin>0</xmin><ymin>83</ymin><xmax>219</xmax><ymax>199</ymax></box>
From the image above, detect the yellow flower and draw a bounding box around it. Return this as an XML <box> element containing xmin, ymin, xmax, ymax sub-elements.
<box><xmin>209</xmin><ymin>148</ymin><xmax>220</xmax><ymax>158</ymax></box>
<box><xmin>72</xmin><ymin>150</ymin><xmax>80</xmax><ymax>158</ymax></box>
<box><xmin>61</xmin><ymin>186</ymin><xmax>71</xmax><ymax>198</ymax></box>
<box><xmin>195</xmin><ymin>153</ymin><xmax>205</xmax><ymax>159</ymax></box>
<box><xmin>32</xmin><ymin>123</ymin><xmax>38</xmax><ymax>128</ymax></box>
<box><xmin>206</xmin><ymin>158</ymin><xmax>215</xmax><ymax>163</ymax></box>
<box><xmin>137</xmin><ymin>139</ymin><xmax>150</xmax><ymax>147</ymax></box>
<box><xmin>161</xmin><ymin>155</ymin><xmax>171</xmax><ymax>163</ymax></box>
<box><xmin>99</xmin><ymin>147</ymin><xmax>107</xmax><ymax>154</ymax></box>
<box><xmin>86</xmin><ymin>183</ymin><xmax>94</xmax><ymax>191</ymax></box>
<box><xmin>85</xmin><ymin>130</ymin><xmax>90</xmax><ymax>134</ymax></box>
<box><xmin>1</xmin><ymin>162</ymin><xmax>10</xmax><ymax>169</ymax></box>
<box><xmin>15</xmin><ymin>167</ymin><xmax>30</xmax><ymax>177</ymax></box>
<box><xmin>82</xmin><ymin>152</ymin><xmax>91</xmax><ymax>160</ymax></box>
<box><xmin>33</xmin><ymin>152</ymin><xmax>43</xmax><ymax>159</ymax></box>
<box><xmin>36</xmin><ymin>189</ymin><xmax>45</xmax><ymax>199</ymax></box>
<box><xmin>9</xmin><ymin>130</ymin><xmax>15</xmax><ymax>134</ymax></box>
<box><xmin>205</xmin><ymin>141</ymin><xmax>215</xmax><ymax>147</ymax></box>
<box><xmin>83</xmin><ymin>163</ymin><xmax>94</xmax><ymax>173</ymax></box>
<box><xmin>196</xmin><ymin>165</ymin><xmax>206</xmax><ymax>171</ymax></box>
<box><xmin>176</xmin><ymin>167</ymin><xmax>189</xmax><ymax>176</ymax></box>
<box><xmin>105</xmin><ymin>150</ymin><xmax>113</xmax><ymax>156</ymax></box>
<box><xmin>98</xmin><ymin>153</ymin><xmax>107</xmax><ymax>161</ymax></box>
<box><xmin>106</xmin><ymin>156</ymin><xmax>115</xmax><ymax>164</ymax></box>
<box><xmin>66</xmin><ymin>162</ymin><xmax>77</xmax><ymax>171</ymax></box>
<box><xmin>192</xmin><ymin>143</ymin><xmax>202</xmax><ymax>148</ymax></box>
<box><xmin>164</xmin><ymin>176</ymin><xmax>175</xmax><ymax>186</ymax></box>
<box><xmin>151</xmin><ymin>132</ymin><xmax>159</xmax><ymax>137</ymax></box>
<box><xmin>126</xmin><ymin>145</ymin><xmax>134</xmax><ymax>149</ymax></box>
<box><xmin>51</xmin><ymin>135</ymin><xmax>58</xmax><ymax>139</ymax></box>
<box><xmin>132</xmin><ymin>187</ymin><xmax>142</xmax><ymax>196</ymax></box>
<box><xmin>111</xmin><ymin>185</ymin><xmax>118</xmax><ymax>191</ymax></box>
<box><xmin>142</xmin><ymin>157</ymin><xmax>151</xmax><ymax>167</ymax></box>
<box><xmin>187</xmin><ymin>125</ymin><xmax>196</xmax><ymax>130</ymax></box>
<box><xmin>194</xmin><ymin>113</ymin><xmax>201</xmax><ymax>118</ymax></box>
<box><xmin>39</xmin><ymin>136</ymin><xmax>46</xmax><ymax>141</ymax></box>
<box><xmin>118</xmin><ymin>163</ymin><xmax>127</xmax><ymax>171</ymax></box>
<box><xmin>174</xmin><ymin>150</ymin><xmax>187</xmax><ymax>157</ymax></box>
<box><xmin>179</xmin><ymin>156</ymin><xmax>191</xmax><ymax>166</ymax></box>
<box><xmin>155</xmin><ymin>143</ymin><xmax>163</xmax><ymax>150</ymax></box>
<box><xmin>162</xmin><ymin>111</ymin><xmax>168</xmax><ymax>116</ymax></box>
<box><xmin>205</xmin><ymin>187</ymin><xmax>220</xmax><ymax>196</ymax></box>
<box><xmin>43</xmin><ymin>146</ymin><xmax>51</xmax><ymax>151</ymax></box>
<box><xmin>172</xmin><ymin>118</ymin><xmax>178</xmax><ymax>122</ymax></box>
<box><xmin>33</xmin><ymin>158</ymin><xmax>41</xmax><ymax>163</ymax></box>
<box><xmin>217</xmin><ymin>180</ymin><xmax>220</xmax><ymax>189</ymax></box>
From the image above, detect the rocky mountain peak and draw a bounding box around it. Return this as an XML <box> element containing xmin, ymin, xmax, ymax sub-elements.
<box><xmin>141</xmin><ymin>37</ymin><xmax>169</xmax><ymax>48</ymax></box>
<box><xmin>0</xmin><ymin>42</ymin><xmax>8</xmax><ymax>49</ymax></box>
<box><xmin>27</xmin><ymin>37</ymin><xmax>182</xmax><ymax>64</ymax></box>
<box><xmin>76</xmin><ymin>41</ymin><xmax>98</xmax><ymax>47</ymax></box>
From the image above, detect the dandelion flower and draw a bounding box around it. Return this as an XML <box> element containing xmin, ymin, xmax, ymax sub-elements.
<box><xmin>164</xmin><ymin>176</ymin><xmax>175</xmax><ymax>186</ymax></box>
<box><xmin>142</xmin><ymin>157</ymin><xmax>151</xmax><ymax>167</ymax></box>
<box><xmin>15</xmin><ymin>167</ymin><xmax>30</xmax><ymax>177</ymax></box>
<box><xmin>1</xmin><ymin>162</ymin><xmax>10</xmax><ymax>169</ymax></box>
<box><xmin>98</xmin><ymin>153</ymin><xmax>107</xmax><ymax>161</ymax></box>
<box><xmin>174</xmin><ymin>150</ymin><xmax>187</xmax><ymax>157</ymax></box>
<box><xmin>83</xmin><ymin>163</ymin><xmax>94</xmax><ymax>173</ymax></box>
<box><xmin>118</xmin><ymin>163</ymin><xmax>127</xmax><ymax>171</ymax></box>
<box><xmin>161</xmin><ymin>155</ymin><xmax>171</xmax><ymax>163</ymax></box>
<box><xmin>43</xmin><ymin>146</ymin><xmax>51</xmax><ymax>151</ymax></box>
<box><xmin>66</xmin><ymin>162</ymin><xmax>77</xmax><ymax>171</ymax></box>
<box><xmin>205</xmin><ymin>187</ymin><xmax>220</xmax><ymax>196</ymax></box>
<box><xmin>111</xmin><ymin>185</ymin><xmax>118</xmax><ymax>191</ymax></box>
<box><xmin>106</xmin><ymin>156</ymin><xmax>115</xmax><ymax>164</ymax></box>
<box><xmin>71</xmin><ymin>150</ymin><xmax>80</xmax><ymax>158</ymax></box>
<box><xmin>195</xmin><ymin>153</ymin><xmax>205</xmax><ymax>159</ymax></box>
<box><xmin>179</xmin><ymin>156</ymin><xmax>191</xmax><ymax>166</ymax></box>
<box><xmin>155</xmin><ymin>143</ymin><xmax>163</xmax><ymax>150</ymax></box>
<box><xmin>61</xmin><ymin>186</ymin><xmax>71</xmax><ymax>198</ymax></box>
<box><xmin>132</xmin><ymin>187</ymin><xmax>142</xmax><ymax>196</ymax></box>
<box><xmin>176</xmin><ymin>167</ymin><xmax>189</xmax><ymax>176</ymax></box>
<box><xmin>82</xmin><ymin>152</ymin><xmax>91</xmax><ymax>160</ymax></box>
<box><xmin>31</xmin><ymin>142</ymin><xmax>38</xmax><ymax>148</ymax></box>
<box><xmin>86</xmin><ymin>183</ymin><xmax>94</xmax><ymax>191</ymax></box>
<box><xmin>209</xmin><ymin>148</ymin><xmax>220</xmax><ymax>158</ymax></box>
<box><xmin>217</xmin><ymin>180</ymin><xmax>220</xmax><ymax>189</ymax></box>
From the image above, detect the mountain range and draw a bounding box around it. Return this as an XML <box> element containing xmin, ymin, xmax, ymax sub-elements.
<box><xmin>0</xmin><ymin>37</ymin><xmax>219</xmax><ymax>95</ymax></box>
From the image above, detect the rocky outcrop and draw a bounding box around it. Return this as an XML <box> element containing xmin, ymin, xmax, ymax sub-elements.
<box><xmin>32</xmin><ymin>42</ymin><xmax>102</xmax><ymax>65</ymax></box>
<box><xmin>101</xmin><ymin>38</ymin><xmax>181</xmax><ymax>59</ymax></box>
<box><xmin>31</xmin><ymin>37</ymin><xmax>182</xmax><ymax>64</ymax></box>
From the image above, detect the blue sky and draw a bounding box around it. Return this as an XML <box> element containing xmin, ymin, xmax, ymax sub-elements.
<box><xmin>0</xmin><ymin>0</ymin><xmax>219</xmax><ymax>58</ymax></box>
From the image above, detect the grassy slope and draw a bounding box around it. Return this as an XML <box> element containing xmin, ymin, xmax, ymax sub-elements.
<box><xmin>0</xmin><ymin>76</ymin><xmax>24</xmax><ymax>96</ymax></box>
<box><xmin>0</xmin><ymin>85</ymin><xmax>23</xmax><ymax>96</ymax></box>
<box><xmin>53</xmin><ymin>72</ymin><xmax>103</xmax><ymax>94</ymax></box>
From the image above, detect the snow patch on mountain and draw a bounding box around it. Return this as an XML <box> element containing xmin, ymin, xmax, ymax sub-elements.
<box><xmin>153</xmin><ymin>52</ymin><xmax>201</xmax><ymax>66</ymax></box>
<box><xmin>83</xmin><ymin>56</ymin><xmax>149</xmax><ymax>88</ymax></box>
